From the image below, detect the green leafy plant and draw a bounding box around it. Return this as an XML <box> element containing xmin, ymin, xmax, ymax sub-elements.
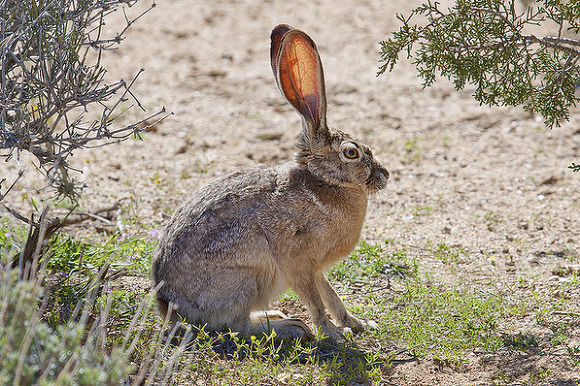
<box><xmin>47</xmin><ymin>231</ymin><xmax>156</xmax><ymax>275</ymax></box>
<box><xmin>330</xmin><ymin>241</ymin><xmax>415</xmax><ymax>283</ymax></box>
<box><xmin>381</xmin><ymin>283</ymin><xmax>506</xmax><ymax>360</ymax></box>
<box><xmin>379</xmin><ymin>0</ymin><xmax>580</xmax><ymax>132</ymax></box>
<box><xmin>0</xmin><ymin>267</ymin><xmax>132</xmax><ymax>385</ymax></box>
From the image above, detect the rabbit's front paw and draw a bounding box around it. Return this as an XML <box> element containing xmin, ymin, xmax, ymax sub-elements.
<box><xmin>362</xmin><ymin>318</ymin><xmax>379</xmax><ymax>330</ymax></box>
<box><xmin>343</xmin><ymin>314</ymin><xmax>378</xmax><ymax>334</ymax></box>
<box><xmin>322</xmin><ymin>328</ymin><xmax>346</xmax><ymax>343</ymax></box>
<box><xmin>317</xmin><ymin>322</ymin><xmax>348</xmax><ymax>343</ymax></box>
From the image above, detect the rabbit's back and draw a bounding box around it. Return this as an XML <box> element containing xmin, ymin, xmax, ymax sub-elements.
<box><xmin>153</xmin><ymin>166</ymin><xmax>283</xmax><ymax>274</ymax></box>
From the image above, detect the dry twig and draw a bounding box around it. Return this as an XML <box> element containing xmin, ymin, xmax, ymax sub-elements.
<box><xmin>1</xmin><ymin>0</ymin><xmax>168</xmax><ymax>202</ymax></box>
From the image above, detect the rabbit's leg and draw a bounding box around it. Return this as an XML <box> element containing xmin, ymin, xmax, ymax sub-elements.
<box><xmin>292</xmin><ymin>274</ymin><xmax>346</xmax><ymax>342</ymax></box>
<box><xmin>195</xmin><ymin>268</ymin><xmax>310</xmax><ymax>342</ymax></box>
<box><xmin>315</xmin><ymin>272</ymin><xmax>378</xmax><ymax>333</ymax></box>
<box><xmin>194</xmin><ymin>268</ymin><xmax>262</xmax><ymax>331</ymax></box>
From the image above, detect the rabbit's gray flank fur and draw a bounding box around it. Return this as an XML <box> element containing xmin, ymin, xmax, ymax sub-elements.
<box><xmin>152</xmin><ymin>24</ymin><xmax>389</xmax><ymax>342</ymax></box>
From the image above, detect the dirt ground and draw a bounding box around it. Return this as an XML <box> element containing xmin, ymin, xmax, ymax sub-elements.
<box><xmin>2</xmin><ymin>0</ymin><xmax>580</xmax><ymax>384</ymax></box>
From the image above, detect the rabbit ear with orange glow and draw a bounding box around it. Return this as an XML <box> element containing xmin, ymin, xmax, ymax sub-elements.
<box><xmin>270</xmin><ymin>25</ymin><xmax>327</xmax><ymax>132</ymax></box>
<box><xmin>270</xmin><ymin>24</ymin><xmax>293</xmax><ymax>83</ymax></box>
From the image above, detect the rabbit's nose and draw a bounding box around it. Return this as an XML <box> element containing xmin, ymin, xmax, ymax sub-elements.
<box><xmin>379</xmin><ymin>166</ymin><xmax>389</xmax><ymax>181</ymax></box>
<box><xmin>375</xmin><ymin>167</ymin><xmax>389</xmax><ymax>189</ymax></box>
<box><xmin>368</xmin><ymin>166</ymin><xmax>389</xmax><ymax>192</ymax></box>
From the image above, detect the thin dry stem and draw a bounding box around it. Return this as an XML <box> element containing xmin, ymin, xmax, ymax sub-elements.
<box><xmin>1</xmin><ymin>0</ymin><xmax>166</xmax><ymax>202</ymax></box>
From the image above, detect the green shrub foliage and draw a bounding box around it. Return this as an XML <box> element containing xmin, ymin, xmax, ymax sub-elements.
<box><xmin>379</xmin><ymin>0</ymin><xmax>580</xmax><ymax>130</ymax></box>
<box><xmin>0</xmin><ymin>268</ymin><xmax>132</xmax><ymax>385</ymax></box>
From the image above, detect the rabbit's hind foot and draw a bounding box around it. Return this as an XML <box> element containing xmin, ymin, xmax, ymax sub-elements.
<box><xmin>248</xmin><ymin>317</ymin><xmax>314</xmax><ymax>342</ymax></box>
<box><xmin>250</xmin><ymin>309</ymin><xmax>288</xmax><ymax>322</ymax></box>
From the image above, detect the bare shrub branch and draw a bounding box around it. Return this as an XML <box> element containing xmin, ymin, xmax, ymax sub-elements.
<box><xmin>0</xmin><ymin>0</ymin><xmax>166</xmax><ymax>201</ymax></box>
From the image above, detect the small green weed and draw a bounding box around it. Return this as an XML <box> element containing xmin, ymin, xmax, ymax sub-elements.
<box><xmin>567</xmin><ymin>345</ymin><xmax>580</xmax><ymax>366</ymax></box>
<box><xmin>412</xmin><ymin>205</ymin><xmax>434</xmax><ymax>217</ymax></box>
<box><xmin>194</xmin><ymin>159</ymin><xmax>215</xmax><ymax>174</ymax></box>
<box><xmin>431</xmin><ymin>242</ymin><xmax>462</xmax><ymax>263</ymax></box>
<box><xmin>0</xmin><ymin>218</ymin><xmax>27</xmax><ymax>260</ymax></box>
<box><xmin>149</xmin><ymin>171</ymin><xmax>161</xmax><ymax>185</ymax></box>
<box><xmin>502</xmin><ymin>332</ymin><xmax>539</xmax><ymax>352</ymax></box>
<box><xmin>484</xmin><ymin>211</ymin><xmax>503</xmax><ymax>224</ymax></box>
<box><xmin>279</xmin><ymin>288</ymin><xmax>300</xmax><ymax>302</ymax></box>
<box><xmin>403</xmin><ymin>135</ymin><xmax>423</xmax><ymax>162</ymax></box>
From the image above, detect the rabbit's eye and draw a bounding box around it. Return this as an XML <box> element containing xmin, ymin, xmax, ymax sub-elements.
<box><xmin>343</xmin><ymin>147</ymin><xmax>359</xmax><ymax>159</ymax></box>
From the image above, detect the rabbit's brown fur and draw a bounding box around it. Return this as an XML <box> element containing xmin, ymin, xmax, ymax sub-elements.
<box><xmin>152</xmin><ymin>25</ymin><xmax>389</xmax><ymax>342</ymax></box>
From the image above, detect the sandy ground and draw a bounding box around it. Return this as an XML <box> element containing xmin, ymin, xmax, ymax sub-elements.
<box><xmin>2</xmin><ymin>0</ymin><xmax>580</xmax><ymax>384</ymax></box>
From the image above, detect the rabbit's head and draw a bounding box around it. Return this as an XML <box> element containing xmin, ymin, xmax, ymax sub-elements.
<box><xmin>270</xmin><ymin>25</ymin><xmax>388</xmax><ymax>194</ymax></box>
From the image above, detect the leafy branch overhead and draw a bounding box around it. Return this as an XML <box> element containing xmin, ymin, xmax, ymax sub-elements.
<box><xmin>378</xmin><ymin>0</ymin><xmax>580</xmax><ymax>129</ymax></box>
<box><xmin>0</xmin><ymin>0</ymin><xmax>166</xmax><ymax>202</ymax></box>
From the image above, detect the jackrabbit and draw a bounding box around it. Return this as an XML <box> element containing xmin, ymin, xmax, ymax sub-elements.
<box><xmin>152</xmin><ymin>24</ymin><xmax>389</xmax><ymax>342</ymax></box>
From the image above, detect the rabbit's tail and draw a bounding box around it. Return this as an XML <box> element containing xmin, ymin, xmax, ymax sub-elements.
<box><xmin>155</xmin><ymin>291</ymin><xmax>203</xmax><ymax>326</ymax></box>
<box><xmin>156</xmin><ymin>296</ymin><xmax>171</xmax><ymax>319</ymax></box>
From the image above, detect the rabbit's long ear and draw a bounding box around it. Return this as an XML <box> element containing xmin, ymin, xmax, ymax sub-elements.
<box><xmin>270</xmin><ymin>25</ymin><xmax>328</xmax><ymax>139</ymax></box>
<box><xmin>270</xmin><ymin>24</ymin><xmax>293</xmax><ymax>82</ymax></box>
